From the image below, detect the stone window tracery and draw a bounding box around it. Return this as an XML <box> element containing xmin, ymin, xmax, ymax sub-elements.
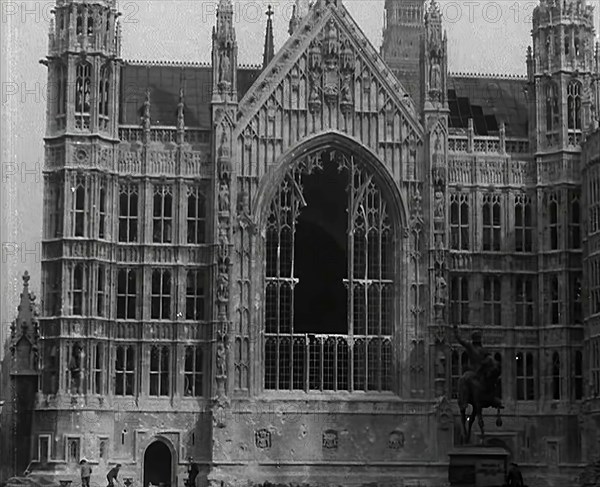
<box><xmin>570</xmin><ymin>192</ymin><xmax>581</xmax><ymax>248</ymax></box>
<box><xmin>591</xmin><ymin>258</ymin><xmax>600</xmax><ymax>315</ymax></box>
<box><xmin>187</xmin><ymin>186</ymin><xmax>206</xmax><ymax>244</ymax></box>
<box><xmin>450</xmin><ymin>193</ymin><xmax>469</xmax><ymax>250</ymax></box>
<box><xmin>545</xmin><ymin>82</ymin><xmax>559</xmax><ymax>133</ymax></box>
<box><xmin>151</xmin><ymin>269</ymin><xmax>172</xmax><ymax>320</ymax></box>
<box><xmin>96</xmin><ymin>264</ymin><xmax>106</xmax><ymax>317</ymax></box>
<box><xmin>118</xmin><ymin>183</ymin><xmax>138</xmax><ymax>243</ymax></box>
<box><xmin>99</xmin><ymin>183</ymin><xmax>107</xmax><ymax>239</ymax></box>
<box><xmin>55</xmin><ymin>63</ymin><xmax>67</xmax><ymax>128</ymax></box>
<box><xmin>185</xmin><ymin>269</ymin><xmax>206</xmax><ymax>321</ymax></box>
<box><xmin>116</xmin><ymin>268</ymin><xmax>137</xmax><ymax>320</ymax></box>
<box><xmin>516</xmin><ymin>351</ymin><xmax>535</xmax><ymax>400</ymax></box>
<box><xmin>568</xmin><ymin>81</ymin><xmax>582</xmax><ymax>131</ymax></box>
<box><xmin>482</xmin><ymin>193</ymin><xmax>501</xmax><ymax>251</ymax></box>
<box><xmin>264</xmin><ymin>150</ymin><xmax>394</xmax><ymax>393</ymax></box>
<box><xmin>115</xmin><ymin>345</ymin><xmax>135</xmax><ymax>396</ymax></box>
<box><xmin>574</xmin><ymin>350</ymin><xmax>583</xmax><ymax>400</ymax></box>
<box><xmin>483</xmin><ymin>276</ymin><xmax>502</xmax><ymax>326</ymax></box>
<box><xmin>72</xmin><ymin>264</ymin><xmax>84</xmax><ymax>316</ymax></box>
<box><xmin>450</xmin><ymin>276</ymin><xmax>469</xmax><ymax>325</ymax></box>
<box><xmin>184</xmin><ymin>346</ymin><xmax>203</xmax><ymax>397</ymax></box>
<box><xmin>72</xmin><ymin>175</ymin><xmax>86</xmax><ymax>237</ymax></box>
<box><xmin>548</xmin><ymin>193</ymin><xmax>560</xmax><ymax>250</ymax></box>
<box><xmin>572</xmin><ymin>273</ymin><xmax>582</xmax><ymax>324</ymax></box>
<box><xmin>93</xmin><ymin>343</ymin><xmax>103</xmax><ymax>395</ymax></box>
<box><xmin>98</xmin><ymin>65</ymin><xmax>111</xmax><ymax>130</ymax></box>
<box><xmin>515</xmin><ymin>276</ymin><xmax>534</xmax><ymax>327</ymax></box>
<box><xmin>589</xmin><ymin>170</ymin><xmax>600</xmax><ymax>235</ymax></box>
<box><xmin>552</xmin><ymin>351</ymin><xmax>561</xmax><ymax>400</ymax></box>
<box><xmin>549</xmin><ymin>275</ymin><xmax>560</xmax><ymax>324</ymax></box>
<box><xmin>591</xmin><ymin>340</ymin><xmax>600</xmax><ymax>397</ymax></box>
<box><xmin>149</xmin><ymin>345</ymin><xmax>170</xmax><ymax>396</ymax></box>
<box><xmin>515</xmin><ymin>193</ymin><xmax>533</xmax><ymax>252</ymax></box>
<box><xmin>152</xmin><ymin>185</ymin><xmax>173</xmax><ymax>244</ymax></box>
<box><xmin>75</xmin><ymin>62</ymin><xmax>92</xmax><ymax>129</ymax></box>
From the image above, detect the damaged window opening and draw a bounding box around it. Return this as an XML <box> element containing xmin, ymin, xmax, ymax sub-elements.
<box><xmin>264</xmin><ymin>149</ymin><xmax>394</xmax><ymax>393</ymax></box>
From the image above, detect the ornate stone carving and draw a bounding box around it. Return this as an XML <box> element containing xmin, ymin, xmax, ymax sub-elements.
<box><xmin>388</xmin><ymin>430</ymin><xmax>405</xmax><ymax>450</ymax></box>
<box><xmin>255</xmin><ymin>429</ymin><xmax>272</xmax><ymax>449</ymax></box>
<box><xmin>218</xmin><ymin>182</ymin><xmax>230</xmax><ymax>212</ymax></box>
<box><xmin>435</xmin><ymin>275</ymin><xmax>447</xmax><ymax>308</ymax></box>
<box><xmin>322</xmin><ymin>429</ymin><xmax>338</xmax><ymax>449</ymax></box>
<box><xmin>436</xmin><ymin>396</ymin><xmax>453</xmax><ymax>430</ymax></box>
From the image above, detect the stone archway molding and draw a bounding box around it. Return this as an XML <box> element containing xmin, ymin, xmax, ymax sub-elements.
<box><xmin>252</xmin><ymin>130</ymin><xmax>409</xmax><ymax>233</ymax></box>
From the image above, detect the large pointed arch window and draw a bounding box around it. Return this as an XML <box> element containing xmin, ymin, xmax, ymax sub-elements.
<box><xmin>568</xmin><ymin>81</ymin><xmax>582</xmax><ymax>145</ymax></box>
<box><xmin>75</xmin><ymin>62</ymin><xmax>92</xmax><ymax>129</ymax></box>
<box><xmin>545</xmin><ymin>82</ymin><xmax>559</xmax><ymax>136</ymax></box>
<box><xmin>55</xmin><ymin>63</ymin><xmax>67</xmax><ymax>129</ymax></box>
<box><xmin>264</xmin><ymin>150</ymin><xmax>395</xmax><ymax>393</ymax></box>
<box><xmin>98</xmin><ymin>65</ymin><xmax>111</xmax><ymax>130</ymax></box>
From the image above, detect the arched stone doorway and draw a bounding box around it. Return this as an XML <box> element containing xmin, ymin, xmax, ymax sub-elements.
<box><xmin>143</xmin><ymin>440</ymin><xmax>172</xmax><ymax>487</ymax></box>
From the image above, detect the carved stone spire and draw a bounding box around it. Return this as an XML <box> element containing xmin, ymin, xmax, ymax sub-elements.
<box><xmin>262</xmin><ymin>5</ymin><xmax>275</xmax><ymax>69</ymax></box>
<box><xmin>9</xmin><ymin>271</ymin><xmax>40</xmax><ymax>373</ymax></box>
<box><xmin>142</xmin><ymin>88</ymin><xmax>151</xmax><ymax>141</ymax></box>
<box><xmin>177</xmin><ymin>70</ymin><xmax>185</xmax><ymax>143</ymax></box>
<box><xmin>212</xmin><ymin>0</ymin><xmax>238</xmax><ymax>99</ymax></box>
<box><xmin>424</xmin><ymin>0</ymin><xmax>447</xmax><ymax>106</ymax></box>
<box><xmin>289</xmin><ymin>0</ymin><xmax>309</xmax><ymax>35</ymax></box>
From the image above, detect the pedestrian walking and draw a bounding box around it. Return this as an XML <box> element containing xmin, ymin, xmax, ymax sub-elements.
<box><xmin>107</xmin><ymin>463</ymin><xmax>122</xmax><ymax>487</ymax></box>
<box><xmin>506</xmin><ymin>462</ymin><xmax>524</xmax><ymax>487</ymax></box>
<box><xmin>80</xmin><ymin>458</ymin><xmax>92</xmax><ymax>487</ymax></box>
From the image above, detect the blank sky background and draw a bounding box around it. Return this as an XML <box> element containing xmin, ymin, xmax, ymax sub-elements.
<box><xmin>1</xmin><ymin>0</ymin><xmax>599</xmax><ymax>333</ymax></box>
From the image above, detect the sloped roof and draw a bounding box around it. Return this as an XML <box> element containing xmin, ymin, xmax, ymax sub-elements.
<box><xmin>119</xmin><ymin>62</ymin><xmax>262</xmax><ymax>128</ymax></box>
<box><xmin>447</xmin><ymin>75</ymin><xmax>529</xmax><ymax>138</ymax></box>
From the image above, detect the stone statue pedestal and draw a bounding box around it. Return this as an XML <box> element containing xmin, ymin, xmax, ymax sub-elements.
<box><xmin>448</xmin><ymin>447</ymin><xmax>508</xmax><ymax>487</ymax></box>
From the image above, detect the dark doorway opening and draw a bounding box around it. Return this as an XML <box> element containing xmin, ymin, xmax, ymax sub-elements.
<box><xmin>293</xmin><ymin>154</ymin><xmax>348</xmax><ymax>335</ymax></box>
<box><xmin>143</xmin><ymin>441</ymin><xmax>172</xmax><ymax>487</ymax></box>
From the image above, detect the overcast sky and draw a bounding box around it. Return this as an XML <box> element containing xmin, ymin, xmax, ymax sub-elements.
<box><xmin>1</xmin><ymin>0</ymin><xmax>599</xmax><ymax>335</ymax></box>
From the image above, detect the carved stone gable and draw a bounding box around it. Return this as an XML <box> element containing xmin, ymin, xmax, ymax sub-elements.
<box><xmin>234</xmin><ymin>0</ymin><xmax>424</xmax><ymax>181</ymax></box>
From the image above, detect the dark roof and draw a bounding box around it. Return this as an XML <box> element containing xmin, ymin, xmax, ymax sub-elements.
<box><xmin>447</xmin><ymin>75</ymin><xmax>529</xmax><ymax>137</ymax></box>
<box><xmin>119</xmin><ymin>63</ymin><xmax>262</xmax><ymax>128</ymax></box>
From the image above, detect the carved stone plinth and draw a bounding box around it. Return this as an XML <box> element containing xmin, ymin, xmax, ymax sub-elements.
<box><xmin>448</xmin><ymin>447</ymin><xmax>508</xmax><ymax>487</ymax></box>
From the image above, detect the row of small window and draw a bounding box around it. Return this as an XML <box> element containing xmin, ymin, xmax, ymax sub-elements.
<box><xmin>449</xmin><ymin>191</ymin><xmax>581</xmax><ymax>252</ymax></box>
<box><xmin>44</xmin><ymin>265</ymin><xmax>207</xmax><ymax>321</ymax></box>
<box><xmin>450</xmin><ymin>350</ymin><xmax>584</xmax><ymax>401</ymax></box>
<box><xmin>43</xmin><ymin>344</ymin><xmax>205</xmax><ymax>398</ymax></box>
<box><xmin>36</xmin><ymin>436</ymin><xmax>109</xmax><ymax>466</ymax></box>
<box><xmin>449</xmin><ymin>274</ymin><xmax>582</xmax><ymax>326</ymax></box>
<box><xmin>545</xmin><ymin>81</ymin><xmax>583</xmax><ymax>133</ymax></box>
<box><xmin>47</xmin><ymin>179</ymin><xmax>207</xmax><ymax>244</ymax></box>
<box><xmin>55</xmin><ymin>5</ymin><xmax>114</xmax><ymax>37</ymax></box>
<box><xmin>539</xmin><ymin>29</ymin><xmax>586</xmax><ymax>61</ymax></box>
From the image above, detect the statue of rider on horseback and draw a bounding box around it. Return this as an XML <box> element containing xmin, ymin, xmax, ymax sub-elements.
<box><xmin>453</xmin><ymin>325</ymin><xmax>504</xmax><ymax>444</ymax></box>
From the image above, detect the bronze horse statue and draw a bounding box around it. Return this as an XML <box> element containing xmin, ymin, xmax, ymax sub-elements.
<box><xmin>457</xmin><ymin>354</ymin><xmax>504</xmax><ymax>444</ymax></box>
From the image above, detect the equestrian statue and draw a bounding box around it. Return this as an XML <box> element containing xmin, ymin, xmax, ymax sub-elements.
<box><xmin>453</xmin><ymin>325</ymin><xmax>504</xmax><ymax>444</ymax></box>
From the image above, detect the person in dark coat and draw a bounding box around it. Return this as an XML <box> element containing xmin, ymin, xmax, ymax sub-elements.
<box><xmin>107</xmin><ymin>464</ymin><xmax>121</xmax><ymax>487</ymax></box>
<box><xmin>80</xmin><ymin>459</ymin><xmax>92</xmax><ymax>487</ymax></box>
<box><xmin>506</xmin><ymin>462</ymin><xmax>524</xmax><ymax>487</ymax></box>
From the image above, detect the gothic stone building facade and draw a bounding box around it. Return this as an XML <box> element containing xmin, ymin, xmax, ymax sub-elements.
<box><xmin>4</xmin><ymin>0</ymin><xmax>600</xmax><ymax>486</ymax></box>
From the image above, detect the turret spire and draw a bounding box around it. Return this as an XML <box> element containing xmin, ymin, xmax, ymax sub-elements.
<box><xmin>289</xmin><ymin>0</ymin><xmax>309</xmax><ymax>35</ymax></box>
<box><xmin>262</xmin><ymin>5</ymin><xmax>275</xmax><ymax>69</ymax></box>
